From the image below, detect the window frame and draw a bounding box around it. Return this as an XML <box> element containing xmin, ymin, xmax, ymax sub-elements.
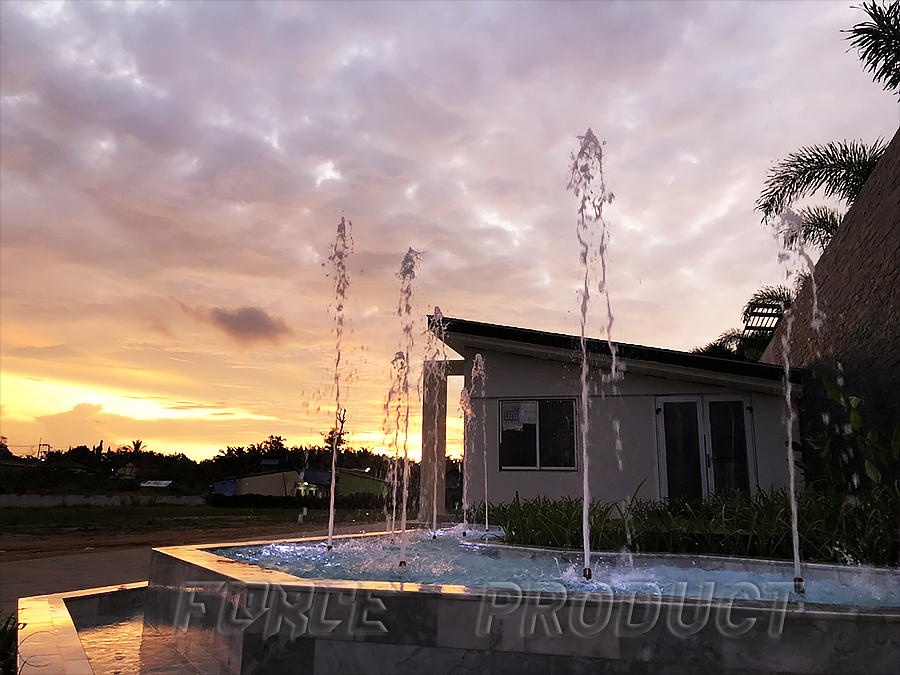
<box><xmin>498</xmin><ymin>398</ymin><xmax>578</xmax><ymax>471</ymax></box>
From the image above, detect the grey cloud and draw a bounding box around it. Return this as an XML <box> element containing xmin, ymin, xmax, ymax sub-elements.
<box><xmin>207</xmin><ymin>306</ymin><xmax>293</xmax><ymax>344</ymax></box>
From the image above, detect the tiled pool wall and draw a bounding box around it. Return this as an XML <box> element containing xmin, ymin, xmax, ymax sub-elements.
<box><xmin>17</xmin><ymin>582</ymin><xmax>147</xmax><ymax>675</ymax></box>
<box><xmin>145</xmin><ymin>535</ymin><xmax>900</xmax><ymax>675</ymax></box>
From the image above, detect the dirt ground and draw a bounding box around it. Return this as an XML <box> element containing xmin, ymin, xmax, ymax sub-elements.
<box><xmin>0</xmin><ymin>521</ymin><xmax>382</xmax><ymax>562</ymax></box>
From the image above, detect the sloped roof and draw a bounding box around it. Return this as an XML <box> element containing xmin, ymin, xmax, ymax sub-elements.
<box><xmin>430</xmin><ymin>315</ymin><xmax>802</xmax><ymax>387</ymax></box>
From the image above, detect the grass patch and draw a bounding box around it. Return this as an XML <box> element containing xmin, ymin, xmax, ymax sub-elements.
<box><xmin>0</xmin><ymin>505</ymin><xmax>387</xmax><ymax>537</ymax></box>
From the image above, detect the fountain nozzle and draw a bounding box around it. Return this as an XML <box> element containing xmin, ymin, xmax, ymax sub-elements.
<box><xmin>583</xmin><ymin>567</ymin><xmax>592</xmax><ymax>580</ymax></box>
<box><xmin>794</xmin><ymin>577</ymin><xmax>805</xmax><ymax>594</ymax></box>
<box><xmin>326</xmin><ymin>545</ymin><xmax>333</xmax><ymax>552</ymax></box>
<box><xmin>399</xmin><ymin>560</ymin><xmax>407</xmax><ymax>568</ymax></box>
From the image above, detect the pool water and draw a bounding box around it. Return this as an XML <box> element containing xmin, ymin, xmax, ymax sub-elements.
<box><xmin>211</xmin><ymin>527</ymin><xmax>900</xmax><ymax>608</ymax></box>
<box><xmin>75</xmin><ymin>608</ymin><xmax>201</xmax><ymax>675</ymax></box>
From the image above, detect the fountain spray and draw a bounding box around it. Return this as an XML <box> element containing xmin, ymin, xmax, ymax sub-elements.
<box><xmin>470</xmin><ymin>354</ymin><xmax>489</xmax><ymax>532</ymax></box>
<box><xmin>459</xmin><ymin>386</ymin><xmax>472</xmax><ymax>535</ymax></box>
<box><xmin>326</xmin><ymin>216</ymin><xmax>352</xmax><ymax>550</ymax></box>
<box><xmin>384</xmin><ymin>353</ymin><xmax>405</xmax><ymax>541</ymax></box>
<box><xmin>396</xmin><ymin>248</ymin><xmax>422</xmax><ymax>567</ymax></box>
<box><xmin>773</xmin><ymin>209</ymin><xmax>826</xmax><ymax>596</ymax></box>
<box><xmin>424</xmin><ymin>308</ymin><xmax>449</xmax><ymax>539</ymax></box>
<box><xmin>567</xmin><ymin>128</ymin><xmax>615</xmax><ymax>580</ymax></box>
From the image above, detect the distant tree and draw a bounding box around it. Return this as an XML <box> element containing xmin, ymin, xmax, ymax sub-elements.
<box><xmin>130</xmin><ymin>439</ymin><xmax>145</xmax><ymax>453</ymax></box>
<box><xmin>322</xmin><ymin>426</ymin><xmax>347</xmax><ymax>452</ymax></box>
<box><xmin>844</xmin><ymin>0</ymin><xmax>900</xmax><ymax>97</ymax></box>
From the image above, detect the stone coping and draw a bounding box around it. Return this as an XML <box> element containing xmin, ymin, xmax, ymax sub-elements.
<box><xmin>148</xmin><ymin>531</ymin><xmax>900</xmax><ymax>674</ymax></box>
<box><xmin>17</xmin><ymin>582</ymin><xmax>147</xmax><ymax>675</ymax></box>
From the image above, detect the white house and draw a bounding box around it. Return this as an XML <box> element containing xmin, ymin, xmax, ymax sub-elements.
<box><xmin>419</xmin><ymin>316</ymin><xmax>801</xmax><ymax>521</ymax></box>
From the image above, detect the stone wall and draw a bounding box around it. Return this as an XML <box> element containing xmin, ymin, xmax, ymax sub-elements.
<box><xmin>761</xmin><ymin>127</ymin><xmax>900</xmax><ymax>435</ymax></box>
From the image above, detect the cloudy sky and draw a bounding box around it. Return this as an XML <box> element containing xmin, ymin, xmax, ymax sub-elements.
<box><xmin>1</xmin><ymin>0</ymin><xmax>896</xmax><ymax>461</ymax></box>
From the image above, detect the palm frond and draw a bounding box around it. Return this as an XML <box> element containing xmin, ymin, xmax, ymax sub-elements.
<box><xmin>741</xmin><ymin>286</ymin><xmax>793</xmax><ymax>323</ymax></box>
<box><xmin>780</xmin><ymin>205</ymin><xmax>843</xmax><ymax>251</ymax></box>
<box><xmin>755</xmin><ymin>139</ymin><xmax>887</xmax><ymax>221</ymax></box>
<box><xmin>844</xmin><ymin>0</ymin><xmax>900</xmax><ymax>96</ymax></box>
<box><xmin>691</xmin><ymin>328</ymin><xmax>744</xmax><ymax>358</ymax></box>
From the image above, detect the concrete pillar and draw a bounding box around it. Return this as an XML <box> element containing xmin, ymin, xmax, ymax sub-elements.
<box><xmin>419</xmin><ymin>359</ymin><xmax>448</xmax><ymax>523</ymax></box>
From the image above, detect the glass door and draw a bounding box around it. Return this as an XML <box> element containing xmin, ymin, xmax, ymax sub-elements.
<box><xmin>657</xmin><ymin>395</ymin><xmax>755</xmax><ymax>498</ymax></box>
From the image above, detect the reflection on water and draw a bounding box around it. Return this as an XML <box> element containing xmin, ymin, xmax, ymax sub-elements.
<box><xmin>213</xmin><ymin>527</ymin><xmax>900</xmax><ymax>608</ymax></box>
<box><xmin>76</xmin><ymin>609</ymin><xmax>201</xmax><ymax>675</ymax></box>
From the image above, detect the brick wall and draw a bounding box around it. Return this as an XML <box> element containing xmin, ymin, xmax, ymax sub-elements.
<box><xmin>761</xmin><ymin>127</ymin><xmax>900</xmax><ymax>435</ymax></box>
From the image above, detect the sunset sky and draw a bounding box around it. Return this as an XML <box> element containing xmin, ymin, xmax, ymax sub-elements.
<box><xmin>1</xmin><ymin>0</ymin><xmax>896</xmax><ymax>461</ymax></box>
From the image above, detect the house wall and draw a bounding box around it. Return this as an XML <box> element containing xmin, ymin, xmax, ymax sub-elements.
<box><xmin>235</xmin><ymin>471</ymin><xmax>301</xmax><ymax>497</ymax></box>
<box><xmin>461</xmin><ymin>348</ymin><xmax>792</xmax><ymax>506</ymax></box>
<box><xmin>338</xmin><ymin>472</ymin><xmax>388</xmax><ymax>496</ymax></box>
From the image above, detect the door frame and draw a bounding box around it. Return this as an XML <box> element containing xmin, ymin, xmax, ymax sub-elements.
<box><xmin>655</xmin><ymin>394</ymin><xmax>758</xmax><ymax>499</ymax></box>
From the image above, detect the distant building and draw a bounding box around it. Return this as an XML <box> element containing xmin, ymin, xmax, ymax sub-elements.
<box><xmin>211</xmin><ymin>469</ymin><xmax>302</xmax><ymax>497</ymax></box>
<box><xmin>296</xmin><ymin>470</ymin><xmax>331</xmax><ymax>498</ymax></box>
<box><xmin>116</xmin><ymin>462</ymin><xmax>138</xmax><ymax>478</ymax></box>
<box><xmin>337</xmin><ymin>468</ymin><xmax>389</xmax><ymax>497</ymax></box>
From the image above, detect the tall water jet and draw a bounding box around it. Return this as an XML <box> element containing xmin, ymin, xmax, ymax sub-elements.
<box><xmin>567</xmin><ymin>128</ymin><xmax>615</xmax><ymax>580</ymax></box>
<box><xmin>470</xmin><ymin>353</ymin><xmax>488</xmax><ymax>531</ymax></box>
<box><xmin>772</xmin><ymin>208</ymin><xmax>826</xmax><ymax>595</ymax></box>
<box><xmin>383</xmin><ymin>351</ymin><xmax>406</xmax><ymax>539</ymax></box>
<box><xmin>326</xmin><ymin>216</ymin><xmax>352</xmax><ymax>550</ymax></box>
<box><xmin>423</xmin><ymin>307</ymin><xmax>448</xmax><ymax>538</ymax></box>
<box><xmin>458</xmin><ymin>386</ymin><xmax>472</xmax><ymax>533</ymax></box>
<box><xmin>396</xmin><ymin>247</ymin><xmax>422</xmax><ymax>566</ymax></box>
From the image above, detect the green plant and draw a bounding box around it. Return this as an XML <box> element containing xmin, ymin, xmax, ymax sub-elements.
<box><xmin>0</xmin><ymin>613</ymin><xmax>19</xmax><ymax>675</ymax></box>
<box><xmin>484</xmin><ymin>486</ymin><xmax>898</xmax><ymax>568</ymax></box>
<box><xmin>799</xmin><ymin>378</ymin><xmax>900</xmax><ymax>490</ymax></box>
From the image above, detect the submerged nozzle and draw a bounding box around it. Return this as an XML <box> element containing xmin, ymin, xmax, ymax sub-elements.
<box><xmin>432</xmin><ymin>534</ymin><xmax>437</xmax><ymax>540</ymax></box>
<box><xmin>794</xmin><ymin>577</ymin><xmax>805</xmax><ymax>594</ymax></box>
<box><xmin>398</xmin><ymin>560</ymin><xmax>407</xmax><ymax>568</ymax></box>
<box><xmin>326</xmin><ymin>545</ymin><xmax>333</xmax><ymax>552</ymax></box>
<box><xmin>583</xmin><ymin>567</ymin><xmax>592</xmax><ymax>580</ymax></box>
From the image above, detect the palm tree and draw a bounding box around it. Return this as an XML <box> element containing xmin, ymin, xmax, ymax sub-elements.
<box><xmin>755</xmin><ymin>139</ymin><xmax>887</xmax><ymax>241</ymax></box>
<box><xmin>692</xmin><ymin>285</ymin><xmax>793</xmax><ymax>361</ymax></box>
<box><xmin>844</xmin><ymin>0</ymin><xmax>900</xmax><ymax>97</ymax></box>
<box><xmin>130</xmin><ymin>439</ymin><xmax>145</xmax><ymax>453</ymax></box>
<box><xmin>755</xmin><ymin>2</ymin><xmax>897</xmax><ymax>249</ymax></box>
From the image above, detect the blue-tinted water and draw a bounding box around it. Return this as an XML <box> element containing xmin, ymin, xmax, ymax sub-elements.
<box><xmin>211</xmin><ymin>527</ymin><xmax>899</xmax><ymax>609</ymax></box>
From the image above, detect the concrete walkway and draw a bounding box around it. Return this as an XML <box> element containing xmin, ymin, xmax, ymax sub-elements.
<box><xmin>1</xmin><ymin>547</ymin><xmax>151</xmax><ymax>618</ymax></box>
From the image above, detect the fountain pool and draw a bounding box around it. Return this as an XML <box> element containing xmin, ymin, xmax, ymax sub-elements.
<box><xmin>137</xmin><ymin>528</ymin><xmax>899</xmax><ymax>674</ymax></box>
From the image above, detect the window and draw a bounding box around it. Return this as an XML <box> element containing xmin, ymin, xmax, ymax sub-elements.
<box><xmin>500</xmin><ymin>399</ymin><xmax>577</xmax><ymax>470</ymax></box>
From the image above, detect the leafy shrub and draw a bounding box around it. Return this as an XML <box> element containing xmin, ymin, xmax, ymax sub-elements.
<box><xmin>0</xmin><ymin>613</ymin><xmax>18</xmax><ymax>675</ymax></box>
<box><xmin>799</xmin><ymin>377</ymin><xmax>900</xmax><ymax>491</ymax></box>
<box><xmin>477</xmin><ymin>485</ymin><xmax>899</xmax><ymax>568</ymax></box>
